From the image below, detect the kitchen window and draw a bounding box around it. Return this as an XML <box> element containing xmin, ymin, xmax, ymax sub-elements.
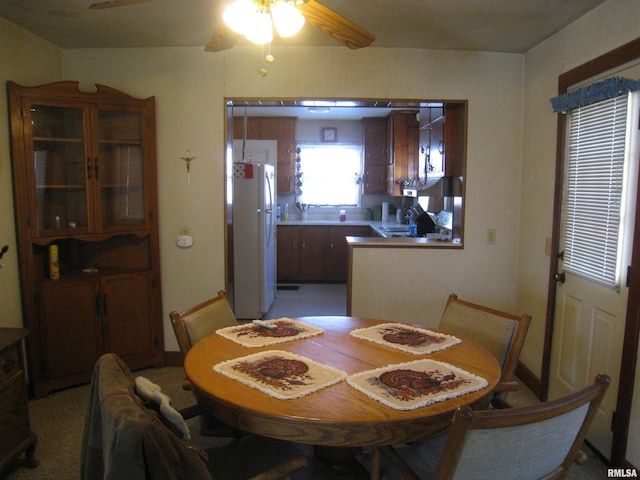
<box><xmin>297</xmin><ymin>144</ymin><xmax>362</xmax><ymax>206</ymax></box>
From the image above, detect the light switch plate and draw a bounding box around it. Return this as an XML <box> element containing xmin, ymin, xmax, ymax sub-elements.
<box><xmin>486</xmin><ymin>228</ymin><xmax>496</xmax><ymax>245</ymax></box>
<box><xmin>176</xmin><ymin>235</ymin><xmax>193</xmax><ymax>248</ymax></box>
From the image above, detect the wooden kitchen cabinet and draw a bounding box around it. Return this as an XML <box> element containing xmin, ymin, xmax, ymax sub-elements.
<box><xmin>0</xmin><ymin>329</ymin><xmax>37</xmax><ymax>475</ymax></box>
<box><xmin>277</xmin><ymin>225</ymin><xmax>300</xmax><ymax>282</ymax></box>
<box><xmin>7</xmin><ymin>81</ymin><xmax>164</xmax><ymax>398</ymax></box>
<box><xmin>299</xmin><ymin>226</ymin><xmax>329</xmax><ymax>282</ymax></box>
<box><xmin>277</xmin><ymin>225</ymin><xmax>371</xmax><ymax>283</ymax></box>
<box><xmin>387</xmin><ymin>111</ymin><xmax>419</xmax><ymax>196</ymax></box>
<box><xmin>443</xmin><ymin>103</ymin><xmax>466</xmax><ymax>177</ymax></box>
<box><xmin>418</xmin><ymin>103</ymin><xmax>467</xmax><ymax>182</ymax></box>
<box><xmin>361</xmin><ymin>117</ymin><xmax>388</xmax><ymax>195</ymax></box>
<box><xmin>326</xmin><ymin>226</ymin><xmax>371</xmax><ymax>281</ymax></box>
<box><xmin>233</xmin><ymin>116</ymin><xmax>297</xmax><ymax>194</ymax></box>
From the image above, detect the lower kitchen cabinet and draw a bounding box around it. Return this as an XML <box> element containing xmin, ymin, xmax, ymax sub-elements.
<box><xmin>36</xmin><ymin>270</ymin><xmax>156</xmax><ymax>398</ymax></box>
<box><xmin>277</xmin><ymin>225</ymin><xmax>371</xmax><ymax>283</ymax></box>
<box><xmin>277</xmin><ymin>226</ymin><xmax>302</xmax><ymax>283</ymax></box>
<box><xmin>327</xmin><ymin>226</ymin><xmax>370</xmax><ymax>281</ymax></box>
<box><xmin>299</xmin><ymin>226</ymin><xmax>330</xmax><ymax>282</ymax></box>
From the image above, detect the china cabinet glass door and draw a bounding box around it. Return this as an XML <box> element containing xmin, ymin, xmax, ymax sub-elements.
<box><xmin>95</xmin><ymin>107</ymin><xmax>146</xmax><ymax>232</ymax></box>
<box><xmin>28</xmin><ymin>101</ymin><xmax>90</xmax><ymax>236</ymax></box>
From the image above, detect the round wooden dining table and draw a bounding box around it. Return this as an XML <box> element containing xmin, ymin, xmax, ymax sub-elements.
<box><xmin>184</xmin><ymin>316</ymin><xmax>501</xmax><ymax>448</ymax></box>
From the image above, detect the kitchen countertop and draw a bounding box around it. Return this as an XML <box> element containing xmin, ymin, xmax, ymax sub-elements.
<box><xmin>277</xmin><ymin>219</ymin><xmax>462</xmax><ymax>247</ymax></box>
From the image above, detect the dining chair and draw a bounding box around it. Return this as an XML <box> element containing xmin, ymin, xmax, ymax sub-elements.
<box><xmin>81</xmin><ymin>353</ymin><xmax>308</xmax><ymax>480</ymax></box>
<box><xmin>438</xmin><ymin>293</ymin><xmax>531</xmax><ymax>402</ymax></box>
<box><xmin>169</xmin><ymin>290</ymin><xmax>245</xmax><ymax>437</ymax></box>
<box><xmin>170</xmin><ymin>289</ymin><xmax>238</xmax><ymax>357</ymax></box>
<box><xmin>371</xmin><ymin>373</ymin><xmax>610</xmax><ymax>480</ymax></box>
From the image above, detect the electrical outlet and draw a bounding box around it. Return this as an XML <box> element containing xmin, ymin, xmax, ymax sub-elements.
<box><xmin>176</xmin><ymin>235</ymin><xmax>193</xmax><ymax>248</ymax></box>
<box><xmin>180</xmin><ymin>226</ymin><xmax>190</xmax><ymax>236</ymax></box>
<box><xmin>486</xmin><ymin>228</ymin><xmax>496</xmax><ymax>245</ymax></box>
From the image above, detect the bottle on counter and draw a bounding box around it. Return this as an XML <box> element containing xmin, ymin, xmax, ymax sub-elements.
<box><xmin>339</xmin><ymin>209</ymin><xmax>346</xmax><ymax>222</ymax></box>
<box><xmin>283</xmin><ymin>203</ymin><xmax>289</xmax><ymax>221</ymax></box>
<box><xmin>276</xmin><ymin>204</ymin><xmax>282</xmax><ymax>221</ymax></box>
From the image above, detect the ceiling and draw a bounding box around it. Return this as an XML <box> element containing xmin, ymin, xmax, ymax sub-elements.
<box><xmin>0</xmin><ymin>0</ymin><xmax>606</xmax><ymax>120</ymax></box>
<box><xmin>0</xmin><ymin>0</ymin><xmax>605</xmax><ymax>53</ymax></box>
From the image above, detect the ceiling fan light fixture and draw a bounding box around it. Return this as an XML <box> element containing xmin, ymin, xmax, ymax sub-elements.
<box><xmin>244</xmin><ymin>11</ymin><xmax>274</xmax><ymax>44</ymax></box>
<box><xmin>271</xmin><ymin>1</ymin><xmax>305</xmax><ymax>38</ymax></box>
<box><xmin>223</xmin><ymin>0</ymin><xmax>255</xmax><ymax>35</ymax></box>
<box><xmin>223</xmin><ymin>0</ymin><xmax>305</xmax><ymax>45</ymax></box>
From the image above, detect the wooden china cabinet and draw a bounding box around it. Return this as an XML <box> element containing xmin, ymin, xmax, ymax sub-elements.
<box><xmin>7</xmin><ymin>81</ymin><xmax>164</xmax><ymax>398</ymax></box>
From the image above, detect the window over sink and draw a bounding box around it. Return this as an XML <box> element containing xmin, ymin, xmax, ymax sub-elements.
<box><xmin>297</xmin><ymin>143</ymin><xmax>362</xmax><ymax>206</ymax></box>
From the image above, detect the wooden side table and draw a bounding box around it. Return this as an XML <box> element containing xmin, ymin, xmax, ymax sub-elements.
<box><xmin>0</xmin><ymin>328</ymin><xmax>38</xmax><ymax>474</ymax></box>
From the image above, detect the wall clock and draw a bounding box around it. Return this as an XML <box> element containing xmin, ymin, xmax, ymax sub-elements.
<box><xmin>322</xmin><ymin>127</ymin><xmax>337</xmax><ymax>142</ymax></box>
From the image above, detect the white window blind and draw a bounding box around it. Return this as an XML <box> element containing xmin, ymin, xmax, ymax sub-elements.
<box><xmin>563</xmin><ymin>94</ymin><xmax>629</xmax><ymax>288</ymax></box>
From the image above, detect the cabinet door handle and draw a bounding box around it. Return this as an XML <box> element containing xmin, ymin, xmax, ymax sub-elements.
<box><xmin>87</xmin><ymin>157</ymin><xmax>92</xmax><ymax>180</ymax></box>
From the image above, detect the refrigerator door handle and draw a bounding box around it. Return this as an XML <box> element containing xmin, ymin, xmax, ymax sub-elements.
<box><xmin>265</xmin><ymin>170</ymin><xmax>275</xmax><ymax>248</ymax></box>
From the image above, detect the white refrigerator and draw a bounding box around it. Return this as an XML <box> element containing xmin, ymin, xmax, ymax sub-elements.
<box><xmin>232</xmin><ymin>156</ymin><xmax>277</xmax><ymax>319</ymax></box>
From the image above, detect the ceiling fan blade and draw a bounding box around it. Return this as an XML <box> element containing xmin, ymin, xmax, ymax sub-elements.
<box><xmin>89</xmin><ymin>0</ymin><xmax>158</xmax><ymax>9</ymax></box>
<box><xmin>205</xmin><ymin>24</ymin><xmax>240</xmax><ymax>53</ymax></box>
<box><xmin>298</xmin><ymin>0</ymin><xmax>375</xmax><ymax>49</ymax></box>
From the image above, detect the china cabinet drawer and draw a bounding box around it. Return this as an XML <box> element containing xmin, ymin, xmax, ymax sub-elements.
<box><xmin>0</xmin><ymin>329</ymin><xmax>37</xmax><ymax>474</ymax></box>
<box><xmin>0</xmin><ymin>345</ymin><xmax>20</xmax><ymax>385</ymax></box>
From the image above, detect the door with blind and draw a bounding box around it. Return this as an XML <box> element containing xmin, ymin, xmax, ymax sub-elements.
<box><xmin>550</xmin><ymin>92</ymin><xmax>639</xmax><ymax>458</ymax></box>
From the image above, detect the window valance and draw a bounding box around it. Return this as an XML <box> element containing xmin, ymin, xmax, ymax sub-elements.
<box><xmin>550</xmin><ymin>76</ymin><xmax>640</xmax><ymax>113</ymax></box>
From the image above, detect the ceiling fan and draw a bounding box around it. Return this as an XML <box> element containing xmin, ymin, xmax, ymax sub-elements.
<box><xmin>89</xmin><ymin>0</ymin><xmax>376</xmax><ymax>52</ymax></box>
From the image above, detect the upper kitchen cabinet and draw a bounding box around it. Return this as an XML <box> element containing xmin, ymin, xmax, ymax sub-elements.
<box><xmin>7</xmin><ymin>81</ymin><xmax>164</xmax><ymax>397</ymax></box>
<box><xmin>418</xmin><ymin>102</ymin><xmax>467</xmax><ymax>184</ymax></box>
<box><xmin>387</xmin><ymin>111</ymin><xmax>419</xmax><ymax>196</ymax></box>
<box><xmin>443</xmin><ymin>103</ymin><xmax>466</xmax><ymax>178</ymax></box>
<box><xmin>361</xmin><ymin>117</ymin><xmax>388</xmax><ymax>195</ymax></box>
<box><xmin>233</xmin><ymin>116</ymin><xmax>297</xmax><ymax>194</ymax></box>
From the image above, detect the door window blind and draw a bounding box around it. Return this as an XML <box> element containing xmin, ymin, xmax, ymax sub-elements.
<box><xmin>563</xmin><ymin>94</ymin><xmax>629</xmax><ymax>288</ymax></box>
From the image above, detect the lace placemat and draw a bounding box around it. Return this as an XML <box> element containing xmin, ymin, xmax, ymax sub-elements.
<box><xmin>216</xmin><ymin>318</ymin><xmax>324</xmax><ymax>347</ymax></box>
<box><xmin>349</xmin><ymin>323</ymin><xmax>461</xmax><ymax>354</ymax></box>
<box><xmin>214</xmin><ymin>350</ymin><xmax>346</xmax><ymax>400</ymax></box>
<box><xmin>347</xmin><ymin>359</ymin><xmax>488</xmax><ymax>410</ymax></box>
